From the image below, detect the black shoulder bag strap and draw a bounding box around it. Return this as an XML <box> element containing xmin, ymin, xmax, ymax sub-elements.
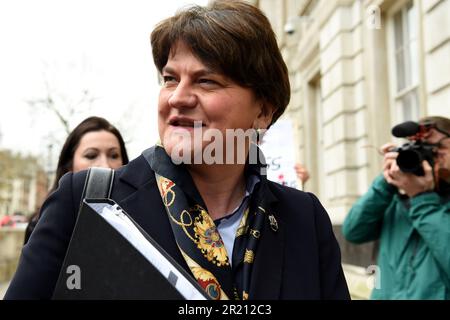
<box><xmin>81</xmin><ymin>167</ymin><xmax>115</xmax><ymax>201</ymax></box>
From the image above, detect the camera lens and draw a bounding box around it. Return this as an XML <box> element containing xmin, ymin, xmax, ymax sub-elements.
<box><xmin>396</xmin><ymin>149</ymin><xmax>423</xmax><ymax>173</ymax></box>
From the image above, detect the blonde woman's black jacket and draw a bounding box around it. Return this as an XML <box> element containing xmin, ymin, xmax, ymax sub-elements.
<box><xmin>5</xmin><ymin>154</ymin><xmax>350</xmax><ymax>300</ymax></box>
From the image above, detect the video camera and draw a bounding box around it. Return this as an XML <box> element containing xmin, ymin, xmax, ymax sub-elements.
<box><xmin>391</xmin><ymin>120</ymin><xmax>437</xmax><ymax>176</ymax></box>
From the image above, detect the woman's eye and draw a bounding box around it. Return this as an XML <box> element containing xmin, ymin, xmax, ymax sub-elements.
<box><xmin>163</xmin><ymin>75</ymin><xmax>177</xmax><ymax>84</ymax></box>
<box><xmin>199</xmin><ymin>78</ymin><xmax>217</xmax><ymax>85</ymax></box>
<box><xmin>109</xmin><ymin>153</ymin><xmax>120</xmax><ymax>160</ymax></box>
<box><xmin>84</xmin><ymin>153</ymin><xmax>97</xmax><ymax>160</ymax></box>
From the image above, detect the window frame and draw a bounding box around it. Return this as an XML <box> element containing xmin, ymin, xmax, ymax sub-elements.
<box><xmin>386</xmin><ymin>0</ymin><xmax>425</xmax><ymax>125</ymax></box>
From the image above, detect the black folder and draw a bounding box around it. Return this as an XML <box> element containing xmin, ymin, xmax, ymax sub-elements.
<box><xmin>52</xmin><ymin>198</ymin><xmax>208</xmax><ymax>300</ymax></box>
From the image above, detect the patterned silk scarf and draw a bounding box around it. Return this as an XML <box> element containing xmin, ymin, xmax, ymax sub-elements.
<box><xmin>142</xmin><ymin>145</ymin><xmax>269</xmax><ymax>300</ymax></box>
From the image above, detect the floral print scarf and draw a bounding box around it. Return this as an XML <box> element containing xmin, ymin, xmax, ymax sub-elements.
<box><xmin>142</xmin><ymin>145</ymin><xmax>269</xmax><ymax>300</ymax></box>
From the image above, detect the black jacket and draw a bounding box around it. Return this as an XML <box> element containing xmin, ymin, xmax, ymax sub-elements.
<box><xmin>5</xmin><ymin>154</ymin><xmax>350</xmax><ymax>300</ymax></box>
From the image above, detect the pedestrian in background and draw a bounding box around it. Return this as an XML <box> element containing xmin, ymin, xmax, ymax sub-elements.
<box><xmin>343</xmin><ymin>116</ymin><xmax>450</xmax><ymax>299</ymax></box>
<box><xmin>23</xmin><ymin>116</ymin><xmax>129</xmax><ymax>244</ymax></box>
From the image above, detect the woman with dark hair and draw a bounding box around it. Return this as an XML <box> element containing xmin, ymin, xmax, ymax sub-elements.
<box><xmin>7</xmin><ymin>0</ymin><xmax>349</xmax><ymax>300</ymax></box>
<box><xmin>50</xmin><ymin>116</ymin><xmax>129</xmax><ymax>193</ymax></box>
<box><xmin>23</xmin><ymin>116</ymin><xmax>129</xmax><ymax>244</ymax></box>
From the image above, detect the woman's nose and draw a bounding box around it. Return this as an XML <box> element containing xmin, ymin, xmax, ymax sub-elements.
<box><xmin>168</xmin><ymin>82</ymin><xmax>197</xmax><ymax>109</ymax></box>
<box><xmin>94</xmin><ymin>155</ymin><xmax>110</xmax><ymax>168</ymax></box>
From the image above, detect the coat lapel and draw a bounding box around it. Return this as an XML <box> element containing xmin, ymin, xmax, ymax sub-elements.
<box><xmin>113</xmin><ymin>155</ymin><xmax>191</xmax><ymax>275</ymax></box>
<box><xmin>249</xmin><ymin>184</ymin><xmax>285</xmax><ymax>300</ymax></box>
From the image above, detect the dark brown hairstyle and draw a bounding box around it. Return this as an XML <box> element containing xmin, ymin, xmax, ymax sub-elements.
<box><xmin>150</xmin><ymin>0</ymin><xmax>290</xmax><ymax>125</ymax></box>
<box><xmin>50</xmin><ymin>116</ymin><xmax>129</xmax><ymax>192</ymax></box>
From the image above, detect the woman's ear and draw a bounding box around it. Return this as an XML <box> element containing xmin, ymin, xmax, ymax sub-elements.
<box><xmin>254</xmin><ymin>102</ymin><xmax>275</xmax><ymax>129</ymax></box>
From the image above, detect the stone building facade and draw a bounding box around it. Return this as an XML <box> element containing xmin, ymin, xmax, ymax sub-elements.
<box><xmin>256</xmin><ymin>0</ymin><xmax>450</xmax><ymax>297</ymax></box>
<box><xmin>0</xmin><ymin>151</ymin><xmax>48</xmax><ymax>219</ymax></box>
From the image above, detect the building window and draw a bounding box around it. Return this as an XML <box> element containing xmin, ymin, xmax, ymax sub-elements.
<box><xmin>390</xmin><ymin>0</ymin><xmax>420</xmax><ymax>122</ymax></box>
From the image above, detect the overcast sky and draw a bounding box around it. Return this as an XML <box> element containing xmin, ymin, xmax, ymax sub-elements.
<box><xmin>0</xmin><ymin>0</ymin><xmax>208</xmax><ymax>164</ymax></box>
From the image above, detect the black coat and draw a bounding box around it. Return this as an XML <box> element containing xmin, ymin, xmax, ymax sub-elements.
<box><xmin>5</xmin><ymin>154</ymin><xmax>350</xmax><ymax>300</ymax></box>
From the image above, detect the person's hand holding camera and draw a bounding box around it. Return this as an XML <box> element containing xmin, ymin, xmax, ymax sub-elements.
<box><xmin>381</xmin><ymin>143</ymin><xmax>435</xmax><ymax>198</ymax></box>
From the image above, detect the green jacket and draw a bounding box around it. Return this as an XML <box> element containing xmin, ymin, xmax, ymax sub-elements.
<box><xmin>343</xmin><ymin>175</ymin><xmax>450</xmax><ymax>299</ymax></box>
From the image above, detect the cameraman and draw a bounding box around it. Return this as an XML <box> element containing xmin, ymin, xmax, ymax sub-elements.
<box><xmin>343</xmin><ymin>116</ymin><xmax>450</xmax><ymax>299</ymax></box>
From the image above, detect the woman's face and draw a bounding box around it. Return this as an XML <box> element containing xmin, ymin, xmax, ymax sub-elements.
<box><xmin>72</xmin><ymin>130</ymin><xmax>123</xmax><ymax>172</ymax></box>
<box><xmin>158</xmin><ymin>41</ymin><xmax>272</xmax><ymax>163</ymax></box>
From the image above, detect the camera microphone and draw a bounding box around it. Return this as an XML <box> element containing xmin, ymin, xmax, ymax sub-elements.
<box><xmin>391</xmin><ymin>120</ymin><xmax>436</xmax><ymax>176</ymax></box>
<box><xmin>391</xmin><ymin>121</ymin><xmax>420</xmax><ymax>138</ymax></box>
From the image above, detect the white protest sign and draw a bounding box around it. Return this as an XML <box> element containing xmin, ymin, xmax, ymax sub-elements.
<box><xmin>259</xmin><ymin>119</ymin><xmax>300</xmax><ymax>190</ymax></box>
